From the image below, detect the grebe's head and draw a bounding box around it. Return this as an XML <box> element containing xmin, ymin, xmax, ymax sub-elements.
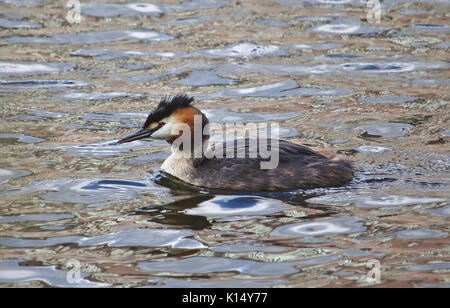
<box><xmin>117</xmin><ymin>94</ymin><xmax>208</xmax><ymax>145</ymax></box>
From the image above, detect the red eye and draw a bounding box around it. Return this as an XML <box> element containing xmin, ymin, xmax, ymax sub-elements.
<box><xmin>160</xmin><ymin>122</ymin><xmax>166</xmax><ymax>126</ymax></box>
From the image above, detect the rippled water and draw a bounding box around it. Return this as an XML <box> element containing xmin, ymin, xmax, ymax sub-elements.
<box><xmin>0</xmin><ymin>0</ymin><xmax>448</xmax><ymax>288</ymax></box>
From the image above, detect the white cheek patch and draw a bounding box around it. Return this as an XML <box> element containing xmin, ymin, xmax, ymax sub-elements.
<box><xmin>150</xmin><ymin>117</ymin><xmax>177</xmax><ymax>139</ymax></box>
<box><xmin>151</xmin><ymin>124</ymin><xmax>171</xmax><ymax>139</ymax></box>
<box><xmin>148</xmin><ymin>113</ymin><xmax>195</xmax><ymax>141</ymax></box>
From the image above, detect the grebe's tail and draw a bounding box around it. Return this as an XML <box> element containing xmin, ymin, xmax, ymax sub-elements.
<box><xmin>306</xmin><ymin>155</ymin><xmax>354</xmax><ymax>188</ymax></box>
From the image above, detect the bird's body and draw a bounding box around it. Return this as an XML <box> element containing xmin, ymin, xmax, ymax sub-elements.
<box><xmin>118</xmin><ymin>95</ymin><xmax>354</xmax><ymax>191</ymax></box>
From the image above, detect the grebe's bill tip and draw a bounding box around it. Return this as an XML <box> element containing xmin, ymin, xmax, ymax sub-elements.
<box><xmin>117</xmin><ymin>128</ymin><xmax>158</xmax><ymax>144</ymax></box>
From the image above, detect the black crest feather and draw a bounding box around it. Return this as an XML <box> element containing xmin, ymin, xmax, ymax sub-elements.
<box><xmin>143</xmin><ymin>94</ymin><xmax>194</xmax><ymax>129</ymax></box>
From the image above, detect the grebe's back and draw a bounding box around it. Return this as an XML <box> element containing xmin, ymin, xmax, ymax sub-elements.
<box><xmin>162</xmin><ymin>138</ymin><xmax>353</xmax><ymax>191</ymax></box>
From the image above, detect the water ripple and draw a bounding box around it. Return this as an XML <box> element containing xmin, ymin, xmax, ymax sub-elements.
<box><xmin>0</xmin><ymin>259</ymin><xmax>107</xmax><ymax>287</ymax></box>
<box><xmin>272</xmin><ymin>217</ymin><xmax>365</xmax><ymax>237</ymax></box>
<box><xmin>185</xmin><ymin>195</ymin><xmax>286</xmax><ymax>217</ymax></box>
<box><xmin>0</xmin><ymin>178</ymin><xmax>168</xmax><ymax>204</ymax></box>
<box><xmin>6</xmin><ymin>30</ymin><xmax>173</xmax><ymax>45</ymax></box>
<box><xmin>0</xmin><ymin>228</ymin><xmax>204</xmax><ymax>249</ymax></box>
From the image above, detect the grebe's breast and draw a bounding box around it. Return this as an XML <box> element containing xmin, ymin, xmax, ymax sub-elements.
<box><xmin>162</xmin><ymin>139</ymin><xmax>354</xmax><ymax>192</ymax></box>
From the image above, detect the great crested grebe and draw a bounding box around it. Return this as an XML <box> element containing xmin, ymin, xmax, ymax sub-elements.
<box><xmin>118</xmin><ymin>95</ymin><xmax>354</xmax><ymax>191</ymax></box>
